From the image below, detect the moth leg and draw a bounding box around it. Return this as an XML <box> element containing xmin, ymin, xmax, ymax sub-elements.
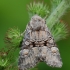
<box><xmin>18</xmin><ymin>48</ymin><xmax>39</xmax><ymax>70</ymax></box>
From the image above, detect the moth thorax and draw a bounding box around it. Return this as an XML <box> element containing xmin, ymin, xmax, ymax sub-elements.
<box><xmin>30</xmin><ymin>15</ymin><xmax>45</xmax><ymax>31</ymax></box>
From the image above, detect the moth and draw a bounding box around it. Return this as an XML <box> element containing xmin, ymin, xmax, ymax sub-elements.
<box><xmin>18</xmin><ymin>15</ymin><xmax>62</xmax><ymax>70</ymax></box>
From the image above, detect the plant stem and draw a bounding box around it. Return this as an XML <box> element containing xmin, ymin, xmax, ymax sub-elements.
<box><xmin>47</xmin><ymin>0</ymin><xmax>70</xmax><ymax>30</ymax></box>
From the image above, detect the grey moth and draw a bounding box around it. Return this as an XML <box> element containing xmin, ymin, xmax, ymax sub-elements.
<box><xmin>18</xmin><ymin>15</ymin><xmax>63</xmax><ymax>70</ymax></box>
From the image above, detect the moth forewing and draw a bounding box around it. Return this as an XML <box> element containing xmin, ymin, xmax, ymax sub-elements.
<box><xmin>18</xmin><ymin>15</ymin><xmax>62</xmax><ymax>70</ymax></box>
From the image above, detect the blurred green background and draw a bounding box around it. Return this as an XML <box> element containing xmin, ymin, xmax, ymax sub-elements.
<box><xmin>0</xmin><ymin>0</ymin><xmax>70</xmax><ymax>70</ymax></box>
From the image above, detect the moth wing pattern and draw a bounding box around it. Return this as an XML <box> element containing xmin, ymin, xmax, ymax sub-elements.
<box><xmin>18</xmin><ymin>15</ymin><xmax>63</xmax><ymax>70</ymax></box>
<box><xmin>39</xmin><ymin>26</ymin><xmax>63</xmax><ymax>67</ymax></box>
<box><xmin>18</xmin><ymin>29</ymin><xmax>40</xmax><ymax>70</ymax></box>
<box><xmin>40</xmin><ymin>46</ymin><xmax>62</xmax><ymax>67</ymax></box>
<box><xmin>18</xmin><ymin>47</ymin><xmax>39</xmax><ymax>70</ymax></box>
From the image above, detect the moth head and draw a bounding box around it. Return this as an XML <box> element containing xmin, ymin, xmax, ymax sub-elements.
<box><xmin>30</xmin><ymin>15</ymin><xmax>46</xmax><ymax>30</ymax></box>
